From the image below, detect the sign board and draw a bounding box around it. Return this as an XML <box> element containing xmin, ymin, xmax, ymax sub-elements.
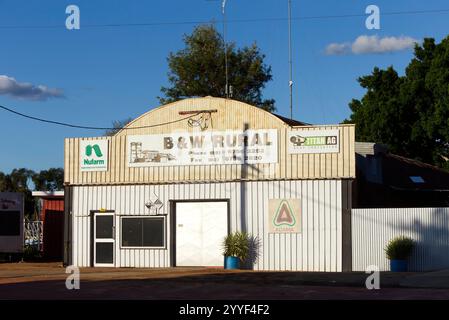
<box><xmin>80</xmin><ymin>140</ymin><xmax>109</xmax><ymax>172</ymax></box>
<box><xmin>268</xmin><ymin>199</ymin><xmax>301</xmax><ymax>233</ymax></box>
<box><xmin>0</xmin><ymin>192</ymin><xmax>24</xmax><ymax>253</ymax></box>
<box><xmin>127</xmin><ymin>130</ymin><xmax>278</xmax><ymax>167</ymax></box>
<box><xmin>287</xmin><ymin>129</ymin><xmax>339</xmax><ymax>154</ymax></box>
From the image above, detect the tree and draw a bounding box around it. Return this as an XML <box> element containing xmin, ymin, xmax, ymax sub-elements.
<box><xmin>0</xmin><ymin>168</ymin><xmax>35</xmax><ymax>216</ymax></box>
<box><xmin>32</xmin><ymin>168</ymin><xmax>64</xmax><ymax>192</ymax></box>
<box><xmin>1</xmin><ymin>168</ymin><xmax>34</xmax><ymax>193</ymax></box>
<box><xmin>0</xmin><ymin>171</ymin><xmax>6</xmax><ymax>191</ymax></box>
<box><xmin>345</xmin><ymin>36</ymin><xmax>449</xmax><ymax>169</ymax></box>
<box><xmin>0</xmin><ymin>168</ymin><xmax>64</xmax><ymax>217</ymax></box>
<box><xmin>158</xmin><ymin>25</ymin><xmax>275</xmax><ymax>112</ymax></box>
<box><xmin>105</xmin><ymin>118</ymin><xmax>133</xmax><ymax>136</ymax></box>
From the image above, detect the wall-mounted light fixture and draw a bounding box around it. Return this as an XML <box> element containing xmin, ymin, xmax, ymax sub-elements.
<box><xmin>145</xmin><ymin>193</ymin><xmax>165</xmax><ymax>215</ymax></box>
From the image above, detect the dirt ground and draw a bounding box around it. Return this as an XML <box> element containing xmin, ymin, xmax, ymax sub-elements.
<box><xmin>1</xmin><ymin>262</ymin><xmax>449</xmax><ymax>300</ymax></box>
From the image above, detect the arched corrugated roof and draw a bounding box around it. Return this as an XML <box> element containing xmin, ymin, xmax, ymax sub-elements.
<box><xmin>115</xmin><ymin>97</ymin><xmax>304</xmax><ymax>136</ymax></box>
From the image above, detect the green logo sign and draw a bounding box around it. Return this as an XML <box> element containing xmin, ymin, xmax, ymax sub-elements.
<box><xmin>85</xmin><ymin>144</ymin><xmax>103</xmax><ymax>157</ymax></box>
<box><xmin>80</xmin><ymin>140</ymin><xmax>108</xmax><ymax>171</ymax></box>
<box><xmin>273</xmin><ymin>200</ymin><xmax>296</xmax><ymax>227</ymax></box>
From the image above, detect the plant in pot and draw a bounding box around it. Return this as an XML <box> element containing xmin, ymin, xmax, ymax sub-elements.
<box><xmin>222</xmin><ymin>232</ymin><xmax>249</xmax><ymax>270</ymax></box>
<box><xmin>385</xmin><ymin>236</ymin><xmax>415</xmax><ymax>272</ymax></box>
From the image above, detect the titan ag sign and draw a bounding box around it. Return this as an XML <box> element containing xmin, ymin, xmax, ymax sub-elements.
<box><xmin>80</xmin><ymin>140</ymin><xmax>109</xmax><ymax>172</ymax></box>
<box><xmin>287</xmin><ymin>129</ymin><xmax>340</xmax><ymax>154</ymax></box>
<box><xmin>268</xmin><ymin>199</ymin><xmax>301</xmax><ymax>233</ymax></box>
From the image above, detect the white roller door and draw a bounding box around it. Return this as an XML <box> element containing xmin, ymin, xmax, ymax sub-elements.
<box><xmin>176</xmin><ymin>201</ymin><xmax>228</xmax><ymax>267</ymax></box>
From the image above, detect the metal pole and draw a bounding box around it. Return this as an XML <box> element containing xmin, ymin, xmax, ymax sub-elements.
<box><xmin>223</xmin><ymin>0</ymin><xmax>229</xmax><ymax>98</ymax></box>
<box><xmin>288</xmin><ymin>0</ymin><xmax>293</xmax><ymax>119</ymax></box>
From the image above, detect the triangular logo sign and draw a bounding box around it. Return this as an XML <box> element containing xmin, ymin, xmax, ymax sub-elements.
<box><xmin>273</xmin><ymin>200</ymin><xmax>296</xmax><ymax>227</ymax></box>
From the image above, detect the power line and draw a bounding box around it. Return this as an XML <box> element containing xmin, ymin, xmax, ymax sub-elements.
<box><xmin>1</xmin><ymin>8</ymin><xmax>449</xmax><ymax>29</ymax></box>
<box><xmin>0</xmin><ymin>104</ymin><xmax>199</xmax><ymax>131</ymax></box>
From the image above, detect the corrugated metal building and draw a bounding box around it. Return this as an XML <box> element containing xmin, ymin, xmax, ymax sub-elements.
<box><xmin>63</xmin><ymin>97</ymin><xmax>355</xmax><ymax>271</ymax></box>
<box><xmin>352</xmin><ymin>208</ymin><xmax>449</xmax><ymax>271</ymax></box>
<box><xmin>32</xmin><ymin>191</ymin><xmax>64</xmax><ymax>260</ymax></box>
<box><xmin>354</xmin><ymin>142</ymin><xmax>449</xmax><ymax>208</ymax></box>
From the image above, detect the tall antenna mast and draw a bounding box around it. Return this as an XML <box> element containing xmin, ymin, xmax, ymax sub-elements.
<box><xmin>288</xmin><ymin>0</ymin><xmax>293</xmax><ymax>119</ymax></box>
<box><xmin>222</xmin><ymin>0</ymin><xmax>229</xmax><ymax>98</ymax></box>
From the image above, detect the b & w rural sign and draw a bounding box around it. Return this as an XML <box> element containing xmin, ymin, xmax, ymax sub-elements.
<box><xmin>127</xmin><ymin>130</ymin><xmax>278</xmax><ymax>167</ymax></box>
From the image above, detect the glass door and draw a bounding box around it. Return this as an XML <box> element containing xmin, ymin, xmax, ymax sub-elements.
<box><xmin>94</xmin><ymin>212</ymin><xmax>115</xmax><ymax>267</ymax></box>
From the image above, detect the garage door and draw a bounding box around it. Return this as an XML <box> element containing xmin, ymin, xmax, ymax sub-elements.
<box><xmin>176</xmin><ymin>201</ymin><xmax>228</xmax><ymax>267</ymax></box>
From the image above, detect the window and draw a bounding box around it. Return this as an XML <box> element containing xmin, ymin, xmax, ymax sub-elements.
<box><xmin>0</xmin><ymin>211</ymin><xmax>20</xmax><ymax>236</ymax></box>
<box><xmin>121</xmin><ymin>217</ymin><xmax>165</xmax><ymax>248</ymax></box>
<box><xmin>410</xmin><ymin>176</ymin><xmax>425</xmax><ymax>183</ymax></box>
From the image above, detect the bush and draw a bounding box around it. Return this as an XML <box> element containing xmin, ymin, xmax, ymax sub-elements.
<box><xmin>385</xmin><ymin>236</ymin><xmax>415</xmax><ymax>260</ymax></box>
<box><xmin>23</xmin><ymin>245</ymin><xmax>41</xmax><ymax>261</ymax></box>
<box><xmin>222</xmin><ymin>232</ymin><xmax>250</xmax><ymax>261</ymax></box>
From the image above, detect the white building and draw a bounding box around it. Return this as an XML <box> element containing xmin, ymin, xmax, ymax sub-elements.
<box><xmin>63</xmin><ymin>97</ymin><xmax>355</xmax><ymax>271</ymax></box>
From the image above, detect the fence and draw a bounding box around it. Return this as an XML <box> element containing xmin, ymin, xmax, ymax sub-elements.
<box><xmin>24</xmin><ymin>220</ymin><xmax>43</xmax><ymax>250</ymax></box>
<box><xmin>352</xmin><ymin>208</ymin><xmax>449</xmax><ymax>271</ymax></box>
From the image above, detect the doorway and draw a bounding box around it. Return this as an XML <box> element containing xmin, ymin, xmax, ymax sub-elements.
<box><xmin>92</xmin><ymin>211</ymin><xmax>115</xmax><ymax>267</ymax></box>
<box><xmin>174</xmin><ymin>201</ymin><xmax>228</xmax><ymax>267</ymax></box>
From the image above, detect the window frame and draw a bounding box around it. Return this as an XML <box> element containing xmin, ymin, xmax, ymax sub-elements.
<box><xmin>120</xmin><ymin>215</ymin><xmax>166</xmax><ymax>249</ymax></box>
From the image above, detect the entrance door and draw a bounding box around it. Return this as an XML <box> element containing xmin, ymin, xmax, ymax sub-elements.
<box><xmin>43</xmin><ymin>210</ymin><xmax>64</xmax><ymax>260</ymax></box>
<box><xmin>93</xmin><ymin>212</ymin><xmax>115</xmax><ymax>267</ymax></box>
<box><xmin>176</xmin><ymin>201</ymin><xmax>228</xmax><ymax>267</ymax></box>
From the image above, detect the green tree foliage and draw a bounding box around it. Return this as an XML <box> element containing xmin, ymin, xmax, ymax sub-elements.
<box><xmin>345</xmin><ymin>37</ymin><xmax>449</xmax><ymax>169</ymax></box>
<box><xmin>105</xmin><ymin>117</ymin><xmax>133</xmax><ymax>136</ymax></box>
<box><xmin>158</xmin><ymin>25</ymin><xmax>275</xmax><ymax>112</ymax></box>
<box><xmin>32</xmin><ymin>168</ymin><xmax>64</xmax><ymax>192</ymax></box>
<box><xmin>0</xmin><ymin>168</ymin><xmax>35</xmax><ymax>215</ymax></box>
<box><xmin>0</xmin><ymin>168</ymin><xmax>64</xmax><ymax>217</ymax></box>
<box><xmin>0</xmin><ymin>168</ymin><xmax>34</xmax><ymax>193</ymax></box>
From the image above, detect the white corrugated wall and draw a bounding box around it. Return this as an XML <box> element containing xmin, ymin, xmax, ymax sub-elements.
<box><xmin>352</xmin><ymin>208</ymin><xmax>449</xmax><ymax>271</ymax></box>
<box><xmin>70</xmin><ymin>180</ymin><xmax>343</xmax><ymax>271</ymax></box>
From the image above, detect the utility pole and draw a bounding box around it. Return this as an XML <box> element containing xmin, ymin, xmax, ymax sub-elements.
<box><xmin>222</xmin><ymin>0</ymin><xmax>229</xmax><ymax>98</ymax></box>
<box><xmin>288</xmin><ymin>0</ymin><xmax>293</xmax><ymax>119</ymax></box>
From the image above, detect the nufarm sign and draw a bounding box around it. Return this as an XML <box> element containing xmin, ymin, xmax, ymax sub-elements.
<box><xmin>287</xmin><ymin>129</ymin><xmax>340</xmax><ymax>154</ymax></box>
<box><xmin>80</xmin><ymin>140</ymin><xmax>109</xmax><ymax>172</ymax></box>
<box><xmin>127</xmin><ymin>130</ymin><xmax>278</xmax><ymax>167</ymax></box>
<box><xmin>268</xmin><ymin>199</ymin><xmax>301</xmax><ymax>233</ymax></box>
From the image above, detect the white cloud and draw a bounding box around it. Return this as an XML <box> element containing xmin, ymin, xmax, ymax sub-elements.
<box><xmin>0</xmin><ymin>75</ymin><xmax>64</xmax><ymax>101</ymax></box>
<box><xmin>325</xmin><ymin>35</ymin><xmax>420</xmax><ymax>55</ymax></box>
<box><xmin>325</xmin><ymin>42</ymin><xmax>350</xmax><ymax>55</ymax></box>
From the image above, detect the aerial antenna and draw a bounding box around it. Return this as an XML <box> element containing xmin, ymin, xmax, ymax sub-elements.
<box><xmin>222</xmin><ymin>0</ymin><xmax>229</xmax><ymax>98</ymax></box>
<box><xmin>288</xmin><ymin>0</ymin><xmax>293</xmax><ymax>119</ymax></box>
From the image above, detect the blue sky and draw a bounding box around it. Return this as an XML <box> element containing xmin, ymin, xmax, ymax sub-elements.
<box><xmin>1</xmin><ymin>0</ymin><xmax>449</xmax><ymax>173</ymax></box>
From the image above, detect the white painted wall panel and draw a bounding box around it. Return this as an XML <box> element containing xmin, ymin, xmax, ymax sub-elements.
<box><xmin>352</xmin><ymin>208</ymin><xmax>449</xmax><ymax>271</ymax></box>
<box><xmin>70</xmin><ymin>179</ymin><xmax>343</xmax><ymax>271</ymax></box>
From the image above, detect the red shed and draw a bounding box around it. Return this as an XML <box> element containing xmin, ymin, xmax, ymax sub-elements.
<box><xmin>32</xmin><ymin>191</ymin><xmax>64</xmax><ymax>260</ymax></box>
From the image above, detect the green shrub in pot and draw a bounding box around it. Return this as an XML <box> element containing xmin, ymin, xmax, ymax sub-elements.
<box><xmin>223</xmin><ymin>232</ymin><xmax>250</xmax><ymax>269</ymax></box>
<box><xmin>385</xmin><ymin>236</ymin><xmax>414</xmax><ymax>272</ymax></box>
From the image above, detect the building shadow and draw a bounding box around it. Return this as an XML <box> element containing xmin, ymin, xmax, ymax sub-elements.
<box><xmin>241</xmin><ymin>235</ymin><xmax>261</xmax><ymax>270</ymax></box>
<box><xmin>385</xmin><ymin>208</ymin><xmax>449</xmax><ymax>271</ymax></box>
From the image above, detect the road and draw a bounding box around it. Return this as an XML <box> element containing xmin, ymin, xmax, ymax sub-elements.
<box><xmin>1</xmin><ymin>263</ymin><xmax>448</xmax><ymax>300</ymax></box>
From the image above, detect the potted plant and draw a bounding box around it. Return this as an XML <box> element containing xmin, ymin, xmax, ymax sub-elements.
<box><xmin>385</xmin><ymin>236</ymin><xmax>415</xmax><ymax>272</ymax></box>
<box><xmin>223</xmin><ymin>232</ymin><xmax>249</xmax><ymax>270</ymax></box>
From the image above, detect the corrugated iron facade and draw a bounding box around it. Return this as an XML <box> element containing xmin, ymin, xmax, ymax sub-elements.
<box><xmin>41</xmin><ymin>198</ymin><xmax>64</xmax><ymax>260</ymax></box>
<box><xmin>352</xmin><ymin>208</ymin><xmax>449</xmax><ymax>271</ymax></box>
<box><xmin>68</xmin><ymin>179</ymin><xmax>349</xmax><ymax>271</ymax></box>
<box><xmin>41</xmin><ymin>198</ymin><xmax>64</xmax><ymax>220</ymax></box>
<box><xmin>64</xmin><ymin>97</ymin><xmax>355</xmax><ymax>270</ymax></box>
<box><xmin>64</xmin><ymin>98</ymin><xmax>355</xmax><ymax>185</ymax></box>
